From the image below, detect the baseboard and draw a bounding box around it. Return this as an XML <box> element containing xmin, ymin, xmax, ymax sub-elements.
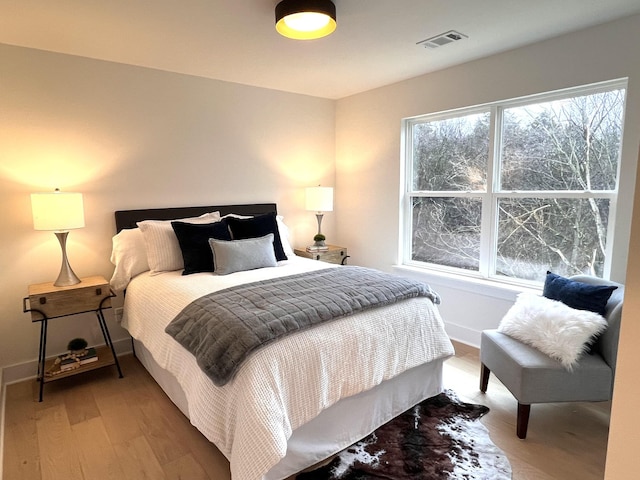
<box><xmin>1</xmin><ymin>337</ymin><xmax>133</xmax><ymax>386</ymax></box>
<box><xmin>445</xmin><ymin>321</ymin><xmax>481</xmax><ymax>349</ymax></box>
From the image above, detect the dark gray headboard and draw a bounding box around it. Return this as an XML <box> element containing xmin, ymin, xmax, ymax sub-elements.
<box><xmin>115</xmin><ymin>203</ymin><xmax>278</xmax><ymax>232</ymax></box>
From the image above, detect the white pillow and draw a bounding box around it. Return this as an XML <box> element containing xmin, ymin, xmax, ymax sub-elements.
<box><xmin>137</xmin><ymin>212</ymin><xmax>221</xmax><ymax>274</ymax></box>
<box><xmin>498</xmin><ymin>292</ymin><xmax>607</xmax><ymax>371</ymax></box>
<box><xmin>109</xmin><ymin>228</ymin><xmax>150</xmax><ymax>292</ymax></box>
<box><xmin>276</xmin><ymin>215</ymin><xmax>295</xmax><ymax>260</ymax></box>
<box><xmin>209</xmin><ymin>234</ymin><xmax>277</xmax><ymax>275</ymax></box>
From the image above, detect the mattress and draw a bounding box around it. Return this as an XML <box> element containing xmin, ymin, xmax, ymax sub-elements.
<box><xmin>122</xmin><ymin>257</ymin><xmax>454</xmax><ymax>480</ymax></box>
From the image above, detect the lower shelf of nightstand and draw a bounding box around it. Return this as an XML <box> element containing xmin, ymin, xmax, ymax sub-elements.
<box><xmin>43</xmin><ymin>345</ymin><xmax>116</xmax><ymax>383</ymax></box>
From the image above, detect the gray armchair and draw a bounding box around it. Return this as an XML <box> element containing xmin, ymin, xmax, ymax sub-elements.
<box><xmin>479</xmin><ymin>275</ymin><xmax>624</xmax><ymax>439</ymax></box>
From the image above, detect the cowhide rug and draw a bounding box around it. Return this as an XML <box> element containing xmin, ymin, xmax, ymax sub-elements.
<box><xmin>296</xmin><ymin>390</ymin><xmax>512</xmax><ymax>480</ymax></box>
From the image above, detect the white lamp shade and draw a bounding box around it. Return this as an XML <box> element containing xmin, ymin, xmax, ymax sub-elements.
<box><xmin>306</xmin><ymin>186</ymin><xmax>334</xmax><ymax>212</ymax></box>
<box><xmin>31</xmin><ymin>191</ymin><xmax>85</xmax><ymax>231</ymax></box>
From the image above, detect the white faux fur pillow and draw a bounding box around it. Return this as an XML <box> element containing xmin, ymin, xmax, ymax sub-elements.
<box><xmin>498</xmin><ymin>292</ymin><xmax>607</xmax><ymax>371</ymax></box>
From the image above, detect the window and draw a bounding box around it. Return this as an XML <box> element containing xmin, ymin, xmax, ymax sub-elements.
<box><xmin>403</xmin><ymin>81</ymin><xmax>627</xmax><ymax>284</ymax></box>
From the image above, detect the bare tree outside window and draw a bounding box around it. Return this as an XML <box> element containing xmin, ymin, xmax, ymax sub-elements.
<box><xmin>405</xmin><ymin>83</ymin><xmax>625</xmax><ymax>283</ymax></box>
<box><xmin>412</xmin><ymin>112</ymin><xmax>489</xmax><ymax>192</ymax></box>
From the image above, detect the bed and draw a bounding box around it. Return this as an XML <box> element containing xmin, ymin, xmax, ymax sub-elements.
<box><xmin>111</xmin><ymin>203</ymin><xmax>455</xmax><ymax>480</ymax></box>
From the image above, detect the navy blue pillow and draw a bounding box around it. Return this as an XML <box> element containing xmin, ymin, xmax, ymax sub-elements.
<box><xmin>542</xmin><ymin>271</ymin><xmax>617</xmax><ymax>317</ymax></box>
<box><xmin>172</xmin><ymin>220</ymin><xmax>232</xmax><ymax>275</ymax></box>
<box><xmin>226</xmin><ymin>212</ymin><xmax>287</xmax><ymax>261</ymax></box>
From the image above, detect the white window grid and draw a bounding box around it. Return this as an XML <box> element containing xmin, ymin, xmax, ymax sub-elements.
<box><xmin>401</xmin><ymin>79</ymin><xmax>627</xmax><ymax>286</ymax></box>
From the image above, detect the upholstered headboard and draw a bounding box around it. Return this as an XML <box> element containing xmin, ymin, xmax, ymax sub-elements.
<box><xmin>114</xmin><ymin>203</ymin><xmax>278</xmax><ymax>232</ymax></box>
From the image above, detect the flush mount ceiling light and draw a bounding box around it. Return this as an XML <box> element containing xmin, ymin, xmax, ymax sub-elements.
<box><xmin>275</xmin><ymin>0</ymin><xmax>337</xmax><ymax>40</ymax></box>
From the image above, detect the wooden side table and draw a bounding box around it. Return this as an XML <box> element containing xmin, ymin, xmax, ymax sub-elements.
<box><xmin>294</xmin><ymin>245</ymin><xmax>349</xmax><ymax>265</ymax></box>
<box><xmin>23</xmin><ymin>275</ymin><xmax>123</xmax><ymax>401</ymax></box>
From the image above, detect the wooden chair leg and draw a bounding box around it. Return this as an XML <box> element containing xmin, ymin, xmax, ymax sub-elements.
<box><xmin>517</xmin><ymin>403</ymin><xmax>531</xmax><ymax>439</ymax></box>
<box><xmin>480</xmin><ymin>363</ymin><xmax>490</xmax><ymax>393</ymax></box>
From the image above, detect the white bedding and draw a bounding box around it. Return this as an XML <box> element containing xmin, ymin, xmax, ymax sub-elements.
<box><xmin>122</xmin><ymin>257</ymin><xmax>454</xmax><ymax>480</ymax></box>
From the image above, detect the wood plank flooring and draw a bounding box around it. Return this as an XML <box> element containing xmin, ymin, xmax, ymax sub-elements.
<box><xmin>3</xmin><ymin>341</ymin><xmax>610</xmax><ymax>479</ymax></box>
<box><xmin>445</xmin><ymin>342</ymin><xmax>609</xmax><ymax>480</ymax></box>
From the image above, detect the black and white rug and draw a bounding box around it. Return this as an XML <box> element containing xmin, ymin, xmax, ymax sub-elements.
<box><xmin>297</xmin><ymin>390</ymin><xmax>512</xmax><ymax>480</ymax></box>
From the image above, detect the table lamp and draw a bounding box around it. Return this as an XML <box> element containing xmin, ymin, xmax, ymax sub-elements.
<box><xmin>31</xmin><ymin>189</ymin><xmax>85</xmax><ymax>286</ymax></box>
<box><xmin>305</xmin><ymin>186</ymin><xmax>333</xmax><ymax>247</ymax></box>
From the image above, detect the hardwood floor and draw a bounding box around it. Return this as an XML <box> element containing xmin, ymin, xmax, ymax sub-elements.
<box><xmin>3</xmin><ymin>341</ymin><xmax>610</xmax><ymax>480</ymax></box>
<box><xmin>444</xmin><ymin>341</ymin><xmax>609</xmax><ymax>480</ymax></box>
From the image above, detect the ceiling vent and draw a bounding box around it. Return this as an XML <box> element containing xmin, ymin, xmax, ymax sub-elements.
<box><xmin>417</xmin><ymin>30</ymin><xmax>468</xmax><ymax>49</ymax></box>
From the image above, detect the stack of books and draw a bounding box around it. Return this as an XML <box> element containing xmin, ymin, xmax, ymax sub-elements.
<box><xmin>306</xmin><ymin>245</ymin><xmax>329</xmax><ymax>252</ymax></box>
<box><xmin>46</xmin><ymin>347</ymin><xmax>98</xmax><ymax>376</ymax></box>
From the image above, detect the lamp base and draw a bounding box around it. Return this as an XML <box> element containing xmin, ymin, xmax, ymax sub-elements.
<box><xmin>315</xmin><ymin>213</ymin><xmax>324</xmax><ymax>236</ymax></box>
<box><xmin>53</xmin><ymin>231</ymin><xmax>81</xmax><ymax>287</ymax></box>
<box><xmin>313</xmin><ymin>213</ymin><xmax>327</xmax><ymax>246</ymax></box>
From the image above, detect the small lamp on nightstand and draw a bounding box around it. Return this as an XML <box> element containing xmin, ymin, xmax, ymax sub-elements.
<box><xmin>305</xmin><ymin>185</ymin><xmax>333</xmax><ymax>247</ymax></box>
<box><xmin>31</xmin><ymin>188</ymin><xmax>85</xmax><ymax>287</ymax></box>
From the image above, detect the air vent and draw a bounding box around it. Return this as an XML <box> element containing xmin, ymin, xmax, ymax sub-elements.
<box><xmin>417</xmin><ymin>30</ymin><xmax>468</xmax><ymax>49</ymax></box>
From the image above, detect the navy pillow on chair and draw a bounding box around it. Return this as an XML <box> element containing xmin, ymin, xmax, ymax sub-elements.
<box><xmin>172</xmin><ymin>220</ymin><xmax>232</xmax><ymax>275</ymax></box>
<box><xmin>542</xmin><ymin>271</ymin><xmax>617</xmax><ymax>317</ymax></box>
<box><xmin>226</xmin><ymin>212</ymin><xmax>287</xmax><ymax>261</ymax></box>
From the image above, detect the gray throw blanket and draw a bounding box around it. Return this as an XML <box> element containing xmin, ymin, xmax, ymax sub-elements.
<box><xmin>165</xmin><ymin>266</ymin><xmax>440</xmax><ymax>386</ymax></box>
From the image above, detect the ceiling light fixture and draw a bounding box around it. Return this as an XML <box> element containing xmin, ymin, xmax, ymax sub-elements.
<box><xmin>275</xmin><ymin>0</ymin><xmax>337</xmax><ymax>40</ymax></box>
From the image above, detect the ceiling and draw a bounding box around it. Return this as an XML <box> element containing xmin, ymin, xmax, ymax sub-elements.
<box><xmin>1</xmin><ymin>0</ymin><xmax>639</xmax><ymax>99</ymax></box>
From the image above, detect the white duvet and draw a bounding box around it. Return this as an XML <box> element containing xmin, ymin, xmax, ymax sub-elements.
<box><xmin>122</xmin><ymin>257</ymin><xmax>454</xmax><ymax>480</ymax></box>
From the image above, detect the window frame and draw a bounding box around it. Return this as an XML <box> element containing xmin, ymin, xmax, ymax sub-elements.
<box><xmin>401</xmin><ymin>79</ymin><xmax>627</xmax><ymax>286</ymax></box>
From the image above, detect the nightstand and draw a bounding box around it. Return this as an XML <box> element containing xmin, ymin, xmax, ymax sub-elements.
<box><xmin>24</xmin><ymin>275</ymin><xmax>124</xmax><ymax>401</ymax></box>
<box><xmin>294</xmin><ymin>245</ymin><xmax>349</xmax><ymax>265</ymax></box>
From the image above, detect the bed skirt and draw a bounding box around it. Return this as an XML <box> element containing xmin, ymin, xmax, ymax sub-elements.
<box><xmin>132</xmin><ymin>337</ymin><xmax>445</xmax><ymax>480</ymax></box>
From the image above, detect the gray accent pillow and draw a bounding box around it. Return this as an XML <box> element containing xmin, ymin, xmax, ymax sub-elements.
<box><xmin>209</xmin><ymin>234</ymin><xmax>277</xmax><ymax>275</ymax></box>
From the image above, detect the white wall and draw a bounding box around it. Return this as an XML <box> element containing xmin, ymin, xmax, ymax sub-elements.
<box><xmin>606</xmin><ymin>145</ymin><xmax>640</xmax><ymax>478</ymax></box>
<box><xmin>335</xmin><ymin>14</ymin><xmax>640</xmax><ymax>346</ymax></box>
<box><xmin>0</xmin><ymin>43</ymin><xmax>336</xmax><ymax>372</ymax></box>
